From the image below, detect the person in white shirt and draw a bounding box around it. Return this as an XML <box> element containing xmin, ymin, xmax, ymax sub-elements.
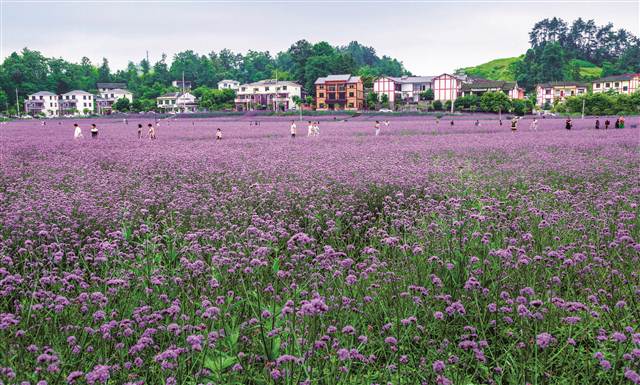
<box><xmin>216</xmin><ymin>128</ymin><xmax>222</xmax><ymax>141</ymax></box>
<box><xmin>290</xmin><ymin>121</ymin><xmax>297</xmax><ymax>139</ymax></box>
<box><xmin>73</xmin><ymin>123</ymin><xmax>83</xmax><ymax>139</ymax></box>
<box><xmin>307</xmin><ymin>121</ymin><xmax>313</xmax><ymax>137</ymax></box>
<box><xmin>530</xmin><ymin>118</ymin><xmax>538</xmax><ymax>131</ymax></box>
<box><xmin>375</xmin><ymin>121</ymin><xmax>381</xmax><ymax>136</ymax></box>
<box><xmin>383</xmin><ymin>120</ymin><xmax>390</xmax><ymax>128</ymax></box>
<box><xmin>313</xmin><ymin>121</ymin><xmax>320</xmax><ymax>136</ymax></box>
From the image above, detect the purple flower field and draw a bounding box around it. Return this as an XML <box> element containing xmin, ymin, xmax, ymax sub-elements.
<box><xmin>1</xmin><ymin>115</ymin><xmax>639</xmax><ymax>385</ymax></box>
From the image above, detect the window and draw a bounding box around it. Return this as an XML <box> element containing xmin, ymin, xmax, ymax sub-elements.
<box><xmin>349</xmin><ymin>92</ymin><xmax>354</xmax><ymax>97</ymax></box>
<box><xmin>595</xmin><ymin>83</ymin><xmax>600</xmax><ymax>88</ymax></box>
<box><xmin>253</xmin><ymin>88</ymin><xmax>259</xmax><ymax>92</ymax></box>
<box><xmin>282</xmin><ymin>86</ymin><xmax>287</xmax><ymax>90</ymax></box>
<box><xmin>83</xmin><ymin>95</ymin><xmax>86</xmax><ymax>100</ymax></box>
<box><xmin>241</xmin><ymin>87</ymin><xmax>246</xmax><ymax>91</ymax></box>
<box><xmin>545</xmin><ymin>89</ymin><xmax>551</xmax><ymax>95</ymax></box>
<box><xmin>348</xmin><ymin>84</ymin><xmax>354</xmax><ymax>89</ymax></box>
<box><xmin>614</xmin><ymin>82</ymin><xmax>619</xmax><ymax>87</ymax></box>
<box><xmin>348</xmin><ymin>103</ymin><xmax>354</xmax><ymax>108</ymax></box>
<box><xmin>570</xmin><ymin>91</ymin><xmax>575</xmax><ymax>96</ymax></box>
<box><xmin>319</xmin><ymin>93</ymin><xmax>324</xmax><ymax>98</ymax></box>
<box><xmin>623</xmin><ymin>86</ymin><xmax>628</xmax><ymax>91</ymax></box>
<box><xmin>319</xmin><ymin>103</ymin><xmax>325</xmax><ymax>108</ymax></box>
<box><xmin>265</xmin><ymin>87</ymin><xmax>270</xmax><ymax>91</ymax></box>
<box><xmin>50</xmin><ymin>103</ymin><xmax>53</xmax><ymax>107</ymax></box>
<box><xmin>605</xmin><ymin>83</ymin><xmax>610</xmax><ymax>87</ymax></box>
<box><xmin>328</xmin><ymin>86</ymin><xmax>336</xmax><ymax>91</ymax></box>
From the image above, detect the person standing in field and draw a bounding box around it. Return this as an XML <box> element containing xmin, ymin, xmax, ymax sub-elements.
<box><xmin>619</xmin><ymin>116</ymin><xmax>625</xmax><ymax>128</ymax></box>
<box><xmin>148</xmin><ymin>123</ymin><xmax>156</xmax><ymax>139</ymax></box>
<box><xmin>290</xmin><ymin>120</ymin><xmax>297</xmax><ymax>139</ymax></box>
<box><xmin>375</xmin><ymin>120</ymin><xmax>381</xmax><ymax>136</ymax></box>
<box><xmin>474</xmin><ymin>119</ymin><xmax>480</xmax><ymax>127</ymax></box>
<box><xmin>216</xmin><ymin>128</ymin><xmax>222</xmax><ymax>141</ymax></box>
<box><xmin>307</xmin><ymin>121</ymin><xmax>313</xmax><ymax>137</ymax></box>
<box><xmin>90</xmin><ymin>124</ymin><xmax>99</xmax><ymax>139</ymax></box>
<box><xmin>595</xmin><ymin>119</ymin><xmax>600</xmax><ymax>129</ymax></box>
<box><xmin>530</xmin><ymin>118</ymin><xmax>538</xmax><ymax>131</ymax></box>
<box><xmin>511</xmin><ymin>117</ymin><xmax>518</xmax><ymax>132</ymax></box>
<box><xmin>313</xmin><ymin>121</ymin><xmax>320</xmax><ymax>136</ymax></box>
<box><xmin>565</xmin><ymin>118</ymin><xmax>572</xmax><ymax>130</ymax></box>
<box><xmin>384</xmin><ymin>120</ymin><xmax>390</xmax><ymax>128</ymax></box>
<box><xmin>604</xmin><ymin>119</ymin><xmax>610</xmax><ymax>129</ymax></box>
<box><xmin>137</xmin><ymin>123</ymin><xmax>143</xmax><ymax>139</ymax></box>
<box><xmin>73</xmin><ymin>123</ymin><xmax>83</xmax><ymax>139</ymax></box>
<box><xmin>450</xmin><ymin>120</ymin><xmax>454</xmax><ymax>127</ymax></box>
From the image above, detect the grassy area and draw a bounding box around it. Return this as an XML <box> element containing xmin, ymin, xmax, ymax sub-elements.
<box><xmin>458</xmin><ymin>56</ymin><xmax>522</xmax><ymax>81</ymax></box>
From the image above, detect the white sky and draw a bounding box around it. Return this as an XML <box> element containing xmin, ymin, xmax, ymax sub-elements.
<box><xmin>1</xmin><ymin>0</ymin><xmax>639</xmax><ymax>75</ymax></box>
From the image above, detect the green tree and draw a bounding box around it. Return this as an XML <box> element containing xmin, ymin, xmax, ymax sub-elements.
<box><xmin>366</xmin><ymin>92</ymin><xmax>378</xmax><ymax>110</ymax></box>
<box><xmin>420</xmin><ymin>89</ymin><xmax>434</xmax><ymax>101</ymax></box>
<box><xmin>480</xmin><ymin>91</ymin><xmax>512</xmax><ymax>112</ymax></box>
<box><xmin>432</xmin><ymin>100</ymin><xmax>443</xmax><ymax>110</ymax></box>
<box><xmin>113</xmin><ymin>97</ymin><xmax>131</xmax><ymax>112</ymax></box>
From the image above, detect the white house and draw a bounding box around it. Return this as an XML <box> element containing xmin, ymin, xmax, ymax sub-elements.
<box><xmin>59</xmin><ymin>90</ymin><xmax>94</xmax><ymax>116</ymax></box>
<box><xmin>234</xmin><ymin>79</ymin><xmax>302</xmax><ymax>111</ymax></box>
<box><xmin>157</xmin><ymin>92</ymin><xmax>198</xmax><ymax>113</ymax></box>
<box><xmin>24</xmin><ymin>91</ymin><xmax>59</xmax><ymax>117</ymax></box>
<box><xmin>96</xmin><ymin>88</ymin><xmax>134</xmax><ymax>114</ymax></box>
<box><xmin>373</xmin><ymin>76</ymin><xmax>434</xmax><ymax>107</ymax></box>
<box><xmin>432</xmin><ymin>73</ymin><xmax>469</xmax><ymax>102</ymax></box>
<box><xmin>535</xmin><ymin>82</ymin><xmax>588</xmax><ymax>107</ymax></box>
<box><xmin>172</xmin><ymin>80</ymin><xmax>192</xmax><ymax>90</ymax></box>
<box><xmin>217</xmin><ymin>79</ymin><xmax>240</xmax><ymax>91</ymax></box>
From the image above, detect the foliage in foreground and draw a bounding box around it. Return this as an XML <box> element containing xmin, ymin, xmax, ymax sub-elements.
<box><xmin>0</xmin><ymin>119</ymin><xmax>639</xmax><ymax>385</ymax></box>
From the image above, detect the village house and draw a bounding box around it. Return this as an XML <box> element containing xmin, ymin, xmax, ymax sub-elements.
<box><xmin>592</xmin><ymin>73</ymin><xmax>639</xmax><ymax>95</ymax></box>
<box><xmin>59</xmin><ymin>90</ymin><xmax>94</xmax><ymax>116</ymax></box>
<box><xmin>24</xmin><ymin>91</ymin><xmax>59</xmax><ymax>117</ymax></box>
<box><xmin>431</xmin><ymin>73</ymin><xmax>470</xmax><ymax>102</ymax></box>
<box><xmin>535</xmin><ymin>81</ymin><xmax>588</xmax><ymax>107</ymax></box>
<box><xmin>373</xmin><ymin>76</ymin><xmax>434</xmax><ymax>108</ymax></box>
<box><xmin>315</xmin><ymin>75</ymin><xmax>364</xmax><ymax>111</ymax></box>
<box><xmin>460</xmin><ymin>79</ymin><xmax>525</xmax><ymax>99</ymax></box>
<box><xmin>218</xmin><ymin>79</ymin><xmax>240</xmax><ymax>91</ymax></box>
<box><xmin>95</xmin><ymin>85</ymin><xmax>133</xmax><ymax>114</ymax></box>
<box><xmin>234</xmin><ymin>79</ymin><xmax>302</xmax><ymax>111</ymax></box>
<box><xmin>156</xmin><ymin>92</ymin><xmax>198</xmax><ymax>113</ymax></box>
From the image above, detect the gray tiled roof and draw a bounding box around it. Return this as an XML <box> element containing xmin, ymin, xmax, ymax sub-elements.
<box><xmin>593</xmin><ymin>73</ymin><xmax>638</xmax><ymax>82</ymax></box>
<box><xmin>29</xmin><ymin>91</ymin><xmax>57</xmax><ymax>96</ymax></box>
<box><xmin>537</xmin><ymin>81</ymin><xmax>589</xmax><ymax>88</ymax></box>
<box><xmin>315</xmin><ymin>74</ymin><xmax>361</xmax><ymax>84</ymax></box>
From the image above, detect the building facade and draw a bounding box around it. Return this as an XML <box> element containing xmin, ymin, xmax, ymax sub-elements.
<box><xmin>373</xmin><ymin>76</ymin><xmax>434</xmax><ymax>107</ymax></box>
<box><xmin>460</xmin><ymin>80</ymin><xmax>525</xmax><ymax>99</ymax></box>
<box><xmin>234</xmin><ymin>80</ymin><xmax>302</xmax><ymax>111</ymax></box>
<box><xmin>315</xmin><ymin>75</ymin><xmax>364</xmax><ymax>111</ymax></box>
<box><xmin>96</xmin><ymin>88</ymin><xmax>133</xmax><ymax>114</ymax></box>
<box><xmin>59</xmin><ymin>90</ymin><xmax>94</xmax><ymax>116</ymax></box>
<box><xmin>218</xmin><ymin>79</ymin><xmax>240</xmax><ymax>91</ymax></box>
<box><xmin>535</xmin><ymin>82</ymin><xmax>588</xmax><ymax>107</ymax></box>
<box><xmin>156</xmin><ymin>92</ymin><xmax>198</xmax><ymax>112</ymax></box>
<box><xmin>24</xmin><ymin>91</ymin><xmax>59</xmax><ymax>117</ymax></box>
<box><xmin>432</xmin><ymin>73</ymin><xmax>468</xmax><ymax>102</ymax></box>
<box><xmin>592</xmin><ymin>73</ymin><xmax>639</xmax><ymax>95</ymax></box>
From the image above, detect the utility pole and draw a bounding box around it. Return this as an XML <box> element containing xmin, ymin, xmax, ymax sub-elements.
<box><xmin>581</xmin><ymin>99</ymin><xmax>585</xmax><ymax>119</ymax></box>
<box><xmin>146</xmin><ymin>50</ymin><xmax>149</xmax><ymax>65</ymax></box>
<box><xmin>15</xmin><ymin>88</ymin><xmax>19</xmax><ymax>117</ymax></box>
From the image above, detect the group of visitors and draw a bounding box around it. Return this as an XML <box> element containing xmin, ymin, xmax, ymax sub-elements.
<box><xmin>594</xmin><ymin>116</ymin><xmax>625</xmax><ymax>129</ymax></box>
<box><xmin>73</xmin><ymin>123</ymin><xmax>99</xmax><ymax>139</ymax></box>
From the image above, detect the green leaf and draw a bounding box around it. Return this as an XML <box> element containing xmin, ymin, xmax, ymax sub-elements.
<box><xmin>272</xmin><ymin>257</ymin><xmax>280</xmax><ymax>274</ymax></box>
<box><xmin>203</xmin><ymin>352</ymin><xmax>238</xmax><ymax>375</ymax></box>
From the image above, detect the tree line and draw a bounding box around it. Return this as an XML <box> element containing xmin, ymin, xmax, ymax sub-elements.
<box><xmin>515</xmin><ymin>17</ymin><xmax>639</xmax><ymax>91</ymax></box>
<box><xmin>0</xmin><ymin>40</ymin><xmax>408</xmax><ymax>113</ymax></box>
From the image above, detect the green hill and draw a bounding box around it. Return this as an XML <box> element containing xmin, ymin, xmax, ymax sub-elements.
<box><xmin>458</xmin><ymin>57</ymin><xmax>522</xmax><ymax>81</ymax></box>
<box><xmin>459</xmin><ymin>57</ymin><xmax>602</xmax><ymax>82</ymax></box>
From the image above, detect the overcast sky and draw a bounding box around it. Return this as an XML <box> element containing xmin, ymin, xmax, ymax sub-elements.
<box><xmin>1</xmin><ymin>0</ymin><xmax>638</xmax><ymax>75</ymax></box>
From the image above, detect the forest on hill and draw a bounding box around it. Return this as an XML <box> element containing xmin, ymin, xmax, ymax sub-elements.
<box><xmin>459</xmin><ymin>17</ymin><xmax>639</xmax><ymax>91</ymax></box>
<box><xmin>0</xmin><ymin>40</ymin><xmax>408</xmax><ymax>113</ymax></box>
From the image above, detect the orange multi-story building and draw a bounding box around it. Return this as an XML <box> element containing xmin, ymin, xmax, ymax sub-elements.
<box><xmin>315</xmin><ymin>75</ymin><xmax>364</xmax><ymax>111</ymax></box>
